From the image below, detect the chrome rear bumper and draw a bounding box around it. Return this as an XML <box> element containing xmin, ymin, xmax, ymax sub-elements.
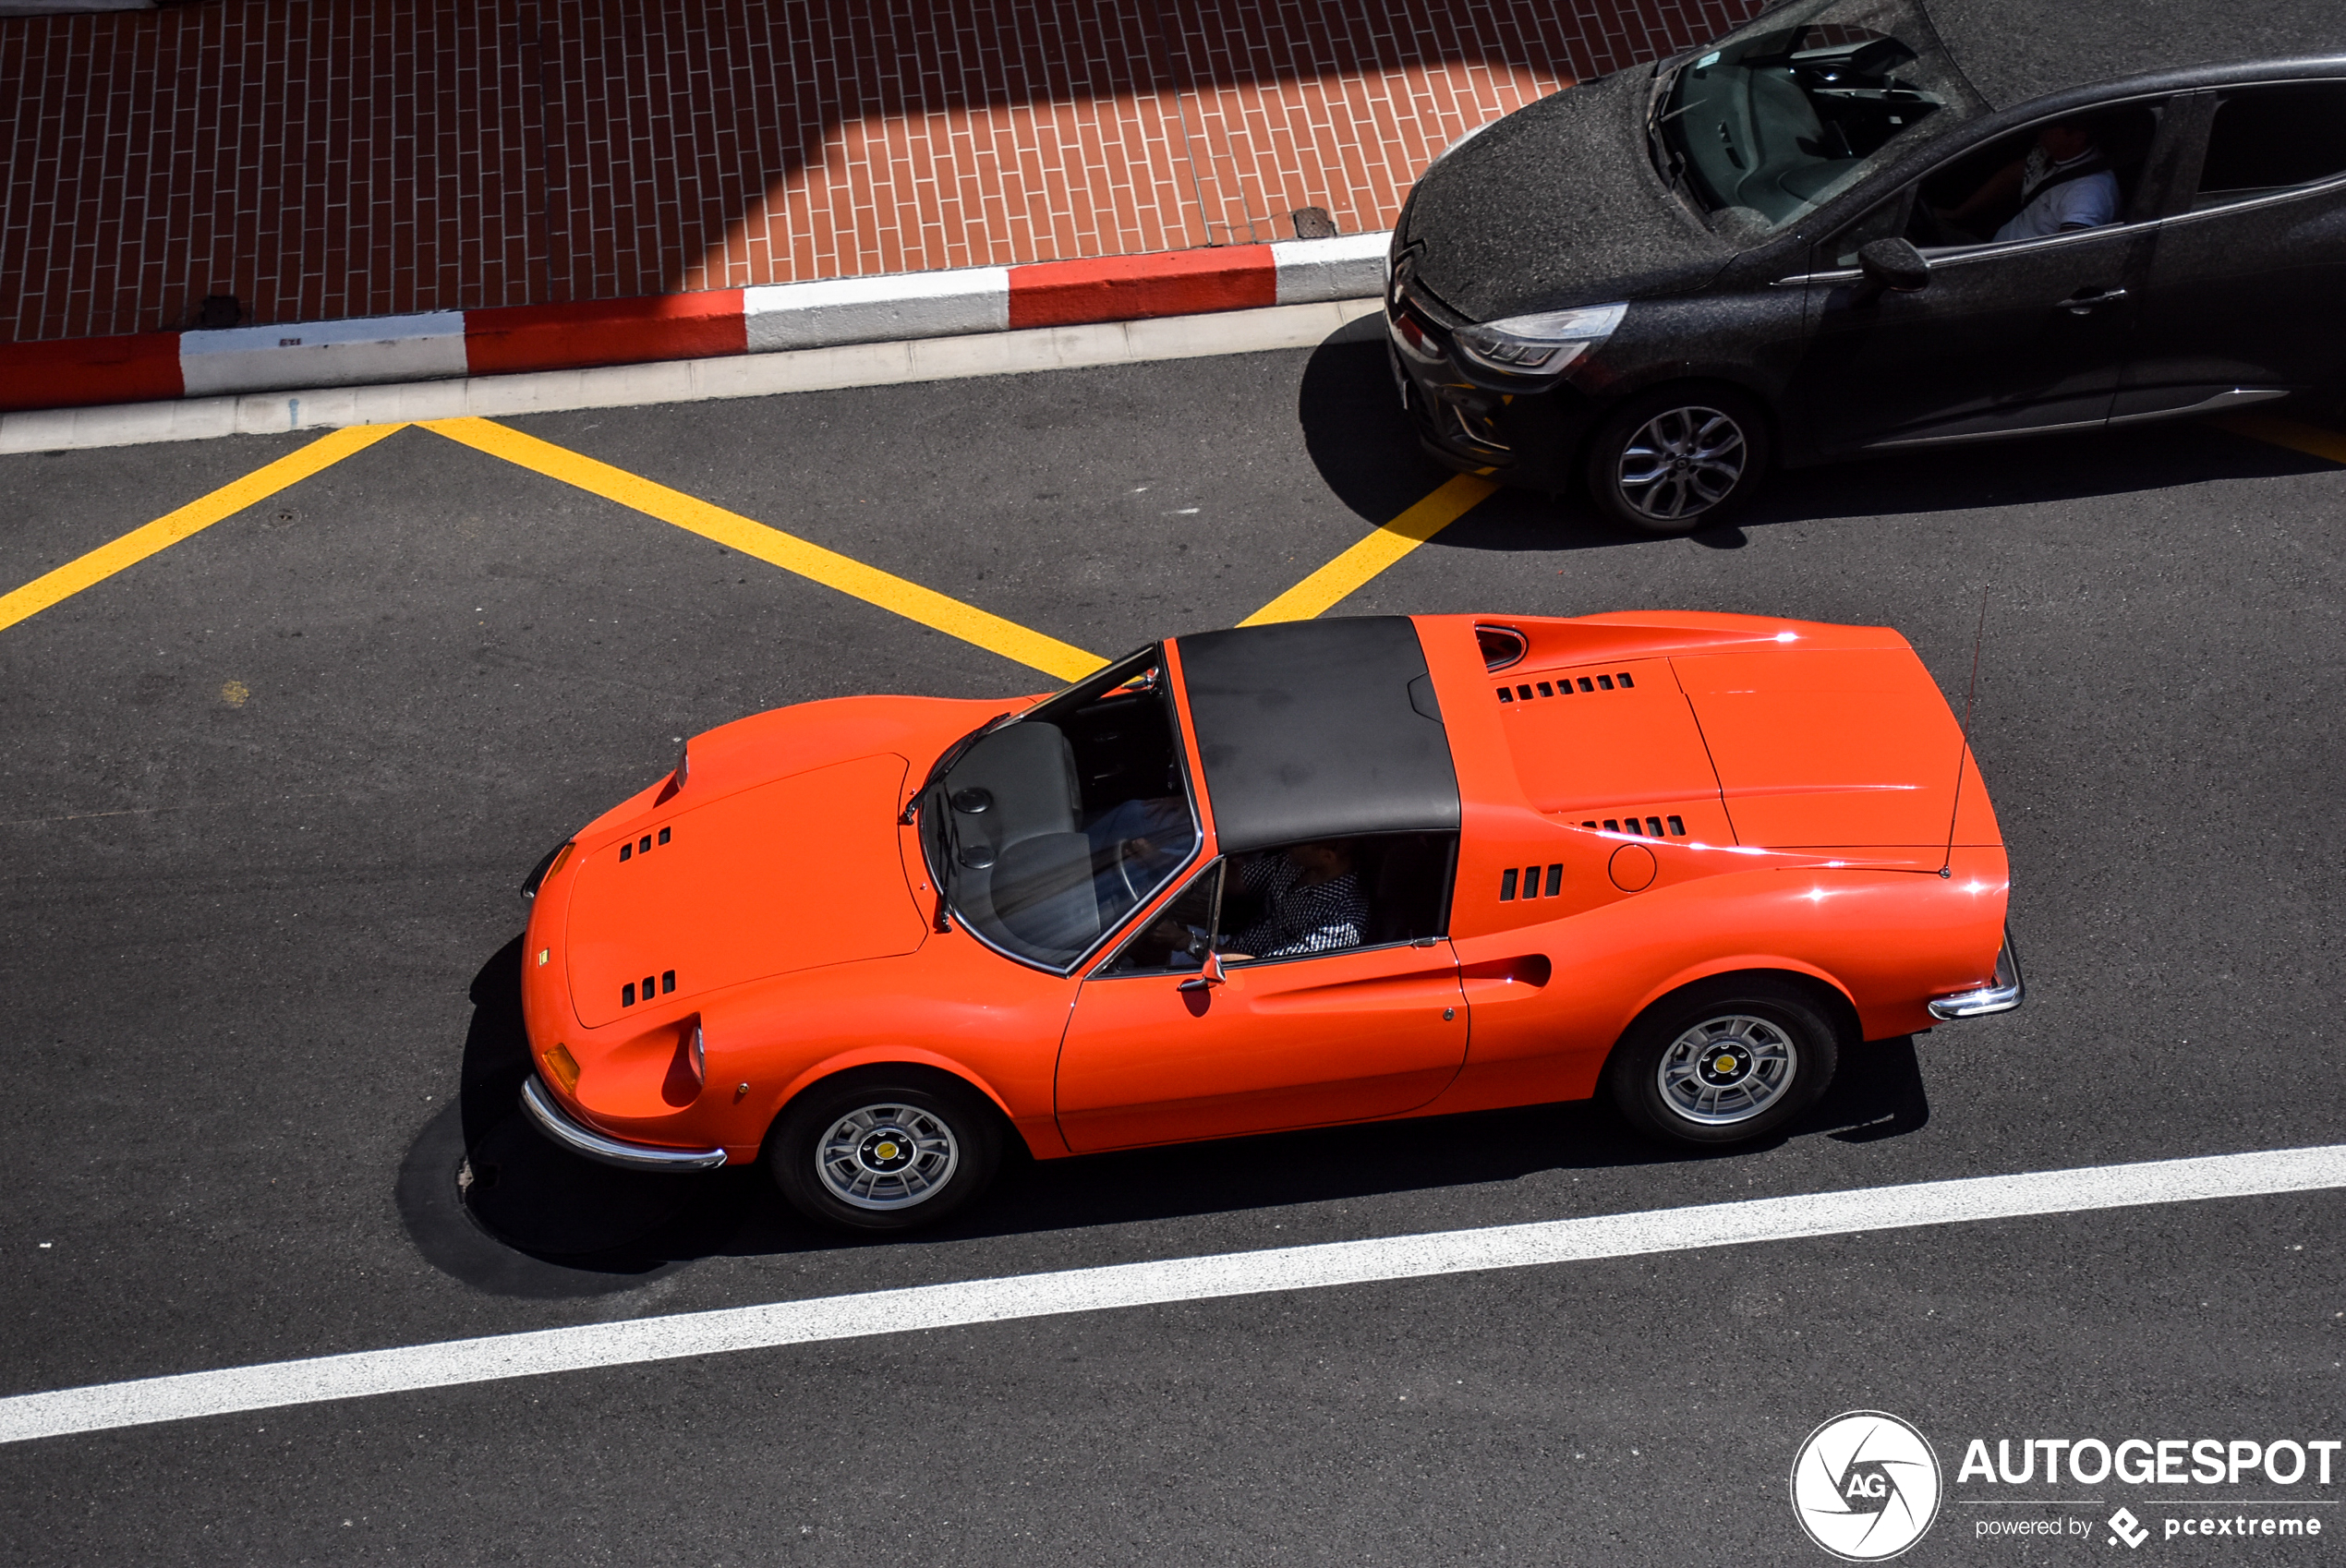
<box><xmin>519</xmin><ymin>1074</ymin><xmax>728</xmax><ymax>1172</ymax></box>
<box><xmin>1928</xmin><ymin>932</ymin><xmax>2026</xmax><ymax>1020</ymax></box>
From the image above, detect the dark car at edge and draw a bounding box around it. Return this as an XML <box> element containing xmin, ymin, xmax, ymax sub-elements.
<box><xmin>1386</xmin><ymin>0</ymin><xmax>2346</xmax><ymax>532</ymax></box>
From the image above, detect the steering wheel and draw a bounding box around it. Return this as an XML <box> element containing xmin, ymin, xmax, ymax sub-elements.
<box><xmin>1908</xmin><ymin>202</ymin><xmax>1968</xmax><ymax>249</ymax></box>
<box><xmin>1111</xmin><ymin>838</ymin><xmax>1150</xmax><ymax>906</ymax></box>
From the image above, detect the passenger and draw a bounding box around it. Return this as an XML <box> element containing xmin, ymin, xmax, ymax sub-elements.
<box><xmin>1222</xmin><ymin>841</ymin><xmax>1368</xmax><ymax>961</ymax></box>
<box><xmin>1933</xmin><ymin>120</ymin><xmax>2120</xmax><ymax>242</ymax></box>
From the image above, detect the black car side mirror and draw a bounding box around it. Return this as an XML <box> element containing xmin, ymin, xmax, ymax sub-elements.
<box><xmin>1856</xmin><ymin>237</ymin><xmax>1931</xmax><ymax>300</ymax></box>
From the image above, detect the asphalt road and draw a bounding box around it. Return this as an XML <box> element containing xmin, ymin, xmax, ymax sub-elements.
<box><xmin>2</xmin><ymin>321</ymin><xmax>2341</xmax><ymax>1565</ymax></box>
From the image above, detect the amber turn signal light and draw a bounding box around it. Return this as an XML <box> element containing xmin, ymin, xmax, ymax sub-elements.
<box><xmin>544</xmin><ymin>1043</ymin><xmax>581</xmax><ymax>1093</ymax></box>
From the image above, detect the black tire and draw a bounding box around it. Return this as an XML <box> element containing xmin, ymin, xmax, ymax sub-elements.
<box><xmin>1582</xmin><ymin>384</ymin><xmax>1772</xmax><ymax>535</ymax></box>
<box><xmin>768</xmin><ymin>1068</ymin><xmax>1002</xmax><ymax>1233</ymax></box>
<box><xmin>1607</xmin><ymin>979</ymin><xmax>1840</xmax><ymax>1146</ymax></box>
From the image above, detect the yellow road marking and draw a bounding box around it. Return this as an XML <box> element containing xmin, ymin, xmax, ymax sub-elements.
<box><xmin>424</xmin><ymin>416</ymin><xmax>1106</xmax><ymax>682</ymax></box>
<box><xmin>2214</xmin><ymin>412</ymin><xmax>2346</xmax><ymax>466</ymax></box>
<box><xmin>1240</xmin><ymin>473</ymin><xmax>1499</xmax><ymax>626</ymax></box>
<box><xmin>0</xmin><ymin>423</ymin><xmax>405</xmax><ymax>636</ymax></box>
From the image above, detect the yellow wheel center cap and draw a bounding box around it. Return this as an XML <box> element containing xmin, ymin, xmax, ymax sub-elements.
<box><xmin>1714</xmin><ymin>1055</ymin><xmax>1738</xmax><ymax>1074</ymax></box>
<box><xmin>876</xmin><ymin>1140</ymin><xmax>900</xmax><ymax>1161</ymax></box>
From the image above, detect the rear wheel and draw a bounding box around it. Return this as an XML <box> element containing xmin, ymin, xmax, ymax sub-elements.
<box><xmin>768</xmin><ymin>1070</ymin><xmax>1002</xmax><ymax>1232</ymax></box>
<box><xmin>1582</xmin><ymin>385</ymin><xmax>1771</xmax><ymax>534</ymax></box>
<box><xmin>1607</xmin><ymin>980</ymin><xmax>1839</xmax><ymax>1146</ymax></box>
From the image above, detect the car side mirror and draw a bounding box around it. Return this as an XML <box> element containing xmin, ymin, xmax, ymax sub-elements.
<box><xmin>1178</xmin><ymin>951</ymin><xmax>1227</xmax><ymax>993</ymax></box>
<box><xmin>1856</xmin><ymin>237</ymin><xmax>1930</xmax><ymax>299</ymax></box>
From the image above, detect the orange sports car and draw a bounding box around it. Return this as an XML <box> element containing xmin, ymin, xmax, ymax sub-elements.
<box><xmin>516</xmin><ymin>612</ymin><xmax>2020</xmax><ymax>1231</ymax></box>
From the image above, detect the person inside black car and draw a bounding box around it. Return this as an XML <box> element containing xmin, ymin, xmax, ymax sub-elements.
<box><xmin>1929</xmin><ymin>118</ymin><xmax>2122</xmax><ymax>242</ymax></box>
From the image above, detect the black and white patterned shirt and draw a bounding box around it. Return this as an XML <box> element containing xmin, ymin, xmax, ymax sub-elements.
<box><xmin>1230</xmin><ymin>855</ymin><xmax>1368</xmax><ymax>959</ymax></box>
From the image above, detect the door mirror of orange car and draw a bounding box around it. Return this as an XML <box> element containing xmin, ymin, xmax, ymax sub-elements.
<box><xmin>1178</xmin><ymin>951</ymin><xmax>1227</xmax><ymax>993</ymax></box>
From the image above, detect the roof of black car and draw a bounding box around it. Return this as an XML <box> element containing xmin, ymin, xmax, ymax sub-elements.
<box><xmin>1925</xmin><ymin>0</ymin><xmax>2346</xmax><ymax>109</ymax></box>
<box><xmin>1175</xmin><ymin>617</ymin><xmax>1460</xmax><ymax>853</ymax></box>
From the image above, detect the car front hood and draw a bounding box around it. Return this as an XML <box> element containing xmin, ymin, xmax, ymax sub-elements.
<box><xmin>562</xmin><ymin>752</ymin><xmax>928</xmax><ymax>1028</ymax></box>
<box><xmin>1672</xmin><ymin>647</ymin><xmax>2001</xmax><ymax>850</ymax></box>
<box><xmin>1399</xmin><ymin>66</ymin><xmax>1733</xmax><ymax>322</ymax></box>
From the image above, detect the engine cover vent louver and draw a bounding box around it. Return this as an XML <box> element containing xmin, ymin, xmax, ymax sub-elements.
<box><xmin>1495</xmin><ymin>670</ymin><xmax>1636</xmax><ymax>704</ymax></box>
<box><xmin>1578</xmin><ymin>815</ymin><xmax>1685</xmax><ymax>838</ymax></box>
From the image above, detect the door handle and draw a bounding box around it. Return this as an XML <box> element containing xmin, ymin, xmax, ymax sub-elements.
<box><xmin>2062</xmin><ymin>287</ymin><xmax>2127</xmax><ymax>315</ymax></box>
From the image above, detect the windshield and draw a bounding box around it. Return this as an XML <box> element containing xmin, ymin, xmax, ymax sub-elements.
<box><xmin>919</xmin><ymin>646</ymin><xmax>1199</xmax><ymax>970</ymax></box>
<box><xmin>1657</xmin><ymin>0</ymin><xmax>1978</xmax><ymax>233</ymax></box>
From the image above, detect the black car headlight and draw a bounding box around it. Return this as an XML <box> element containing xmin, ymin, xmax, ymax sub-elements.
<box><xmin>1454</xmin><ymin>302</ymin><xmax>1626</xmax><ymax>380</ymax></box>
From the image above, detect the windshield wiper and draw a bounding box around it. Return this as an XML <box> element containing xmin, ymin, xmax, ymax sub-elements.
<box><xmin>923</xmin><ymin>779</ymin><xmax>959</xmax><ymax>931</ymax></box>
<box><xmin>1647</xmin><ymin>66</ymin><xmax>1698</xmax><ymax>206</ymax></box>
<box><xmin>902</xmin><ymin>710</ymin><xmax>1011</xmax><ymax>824</ymax></box>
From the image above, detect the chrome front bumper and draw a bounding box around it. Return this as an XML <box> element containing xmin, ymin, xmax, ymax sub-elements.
<box><xmin>1928</xmin><ymin>932</ymin><xmax>2026</xmax><ymax>1020</ymax></box>
<box><xmin>519</xmin><ymin>1074</ymin><xmax>728</xmax><ymax>1172</ymax></box>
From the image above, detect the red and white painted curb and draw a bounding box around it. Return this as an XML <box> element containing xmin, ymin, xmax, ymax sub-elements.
<box><xmin>0</xmin><ymin>233</ymin><xmax>1389</xmax><ymax>416</ymax></box>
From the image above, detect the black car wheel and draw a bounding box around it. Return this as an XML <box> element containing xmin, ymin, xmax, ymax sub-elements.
<box><xmin>1607</xmin><ymin>979</ymin><xmax>1839</xmax><ymax>1146</ymax></box>
<box><xmin>1583</xmin><ymin>385</ymin><xmax>1772</xmax><ymax>534</ymax></box>
<box><xmin>768</xmin><ymin>1069</ymin><xmax>1003</xmax><ymax>1232</ymax></box>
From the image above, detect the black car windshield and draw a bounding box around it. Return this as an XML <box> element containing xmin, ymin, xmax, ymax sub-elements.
<box><xmin>920</xmin><ymin>646</ymin><xmax>1199</xmax><ymax>970</ymax></box>
<box><xmin>1658</xmin><ymin>0</ymin><xmax>1979</xmax><ymax>232</ymax></box>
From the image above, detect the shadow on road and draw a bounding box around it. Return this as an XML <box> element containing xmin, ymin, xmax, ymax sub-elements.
<box><xmin>398</xmin><ymin>935</ymin><xmax>1932</xmax><ymax>1297</ymax></box>
<box><xmin>1293</xmin><ymin>314</ymin><xmax>2334</xmax><ymax>549</ymax></box>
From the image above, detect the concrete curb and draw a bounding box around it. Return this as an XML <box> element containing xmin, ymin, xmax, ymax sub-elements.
<box><xmin>0</xmin><ymin>233</ymin><xmax>1389</xmax><ymax>417</ymax></box>
<box><xmin>0</xmin><ymin>299</ymin><xmax>1387</xmax><ymax>454</ymax></box>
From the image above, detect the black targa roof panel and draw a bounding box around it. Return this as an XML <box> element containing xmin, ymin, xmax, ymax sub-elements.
<box><xmin>1923</xmin><ymin>0</ymin><xmax>2346</xmax><ymax>109</ymax></box>
<box><xmin>1176</xmin><ymin>618</ymin><xmax>1461</xmax><ymax>854</ymax></box>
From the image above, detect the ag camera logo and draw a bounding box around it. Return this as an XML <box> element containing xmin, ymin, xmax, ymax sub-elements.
<box><xmin>1792</xmin><ymin>1411</ymin><xmax>1943</xmax><ymax>1561</ymax></box>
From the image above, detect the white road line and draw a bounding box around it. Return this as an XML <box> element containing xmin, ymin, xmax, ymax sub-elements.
<box><xmin>5</xmin><ymin>1143</ymin><xmax>2340</xmax><ymax>1446</ymax></box>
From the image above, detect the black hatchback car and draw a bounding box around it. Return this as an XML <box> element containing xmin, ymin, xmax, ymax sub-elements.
<box><xmin>1387</xmin><ymin>0</ymin><xmax>2346</xmax><ymax>531</ymax></box>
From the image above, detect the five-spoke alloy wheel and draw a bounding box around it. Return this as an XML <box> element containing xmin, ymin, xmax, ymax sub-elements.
<box><xmin>1583</xmin><ymin>385</ymin><xmax>1772</xmax><ymax>535</ymax></box>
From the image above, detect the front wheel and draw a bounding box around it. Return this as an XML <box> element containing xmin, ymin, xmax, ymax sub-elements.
<box><xmin>768</xmin><ymin>1071</ymin><xmax>1003</xmax><ymax>1232</ymax></box>
<box><xmin>1607</xmin><ymin>981</ymin><xmax>1839</xmax><ymax>1146</ymax></box>
<box><xmin>1582</xmin><ymin>386</ymin><xmax>1772</xmax><ymax>535</ymax></box>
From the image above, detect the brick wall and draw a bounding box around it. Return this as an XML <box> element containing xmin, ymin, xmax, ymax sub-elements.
<box><xmin>0</xmin><ymin>0</ymin><xmax>1758</xmax><ymax>342</ymax></box>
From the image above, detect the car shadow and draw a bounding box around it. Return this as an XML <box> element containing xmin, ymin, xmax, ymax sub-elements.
<box><xmin>398</xmin><ymin>936</ymin><xmax>1931</xmax><ymax>1295</ymax></box>
<box><xmin>1293</xmin><ymin>316</ymin><xmax>2338</xmax><ymax>549</ymax></box>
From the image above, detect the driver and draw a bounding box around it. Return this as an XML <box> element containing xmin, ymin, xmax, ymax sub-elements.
<box><xmin>1221</xmin><ymin>841</ymin><xmax>1368</xmax><ymax>961</ymax></box>
<box><xmin>1934</xmin><ymin>119</ymin><xmax>2119</xmax><ymax>243</ymax></box>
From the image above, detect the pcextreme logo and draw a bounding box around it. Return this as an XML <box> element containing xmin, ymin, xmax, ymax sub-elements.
<box><xmin>1792</xmin><ymin>1411</ymin><xmax>1945</xmax><ymax>1562</ymax></box>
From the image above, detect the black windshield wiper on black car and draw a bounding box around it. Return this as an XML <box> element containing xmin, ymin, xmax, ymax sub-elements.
<box><xmin>1648</xmin><ymin>61</ymin><xmax>1699</xmax><ymax>209</ymax></box>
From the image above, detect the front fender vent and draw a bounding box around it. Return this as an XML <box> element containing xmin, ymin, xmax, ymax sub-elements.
<box><xmin>621</xmin><ymin>969</ymin><xmax>679</xmax><ymax>1007</ymax></box>
<box><xmin>616</xmin><ymin>826</ymin><xmax>673</xmax><ymax>862</ymax></box>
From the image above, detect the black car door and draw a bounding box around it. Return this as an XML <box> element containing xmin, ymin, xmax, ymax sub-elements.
<box><xmin>2117</xmin><ymin>80</ymin><xmax>2346</xmax><ymax>424</ymax></box>
<box><xmin>1789</xmin><ymin>98</ymin><xmax>2175</xmax><ymax>455</ymax></box>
